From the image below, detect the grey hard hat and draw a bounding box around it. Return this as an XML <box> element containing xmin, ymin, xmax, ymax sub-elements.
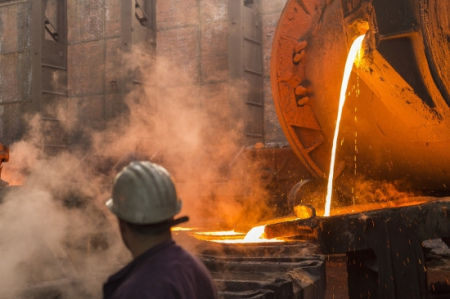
<box><xmin>106</xmin><ymin>161</ymin><xmax>182</xmax><ymax>224</ymax></box>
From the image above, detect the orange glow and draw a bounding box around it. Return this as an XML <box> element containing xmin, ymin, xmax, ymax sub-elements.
<box><xmin>194</xmin><ymin>230</ymin><xmax>242</xmax><ymax>236</ymax></box>
<box><xmin>212</xmin><ymin>225</ymin><xmax>284</xmax><ymax>243</ymax></box>
<box><xmin>208</xmin><ymin>238</ymin><xmax>284</xmax><ymax>244</ymax></box>
<box><xmin>324</xmin><ymin>34</ymin><xmax>366</xmax><ymax>217</ymax></box>
<box><xmin>0</xmin><ymin>167</ymin><xmax>24</xmax><ymax>186</ymax></box>
<box><xmin>243</xmin><ymin>225</ymin><xmax>266</xmax><ymax>241</ymax></box>
<box><xmin>171</xmin><ymin>227</ymin><xmax>197</xmax><ymax>232</ymax></box>
<box><xmin>190</xmin><ymin>225</ymin><xmax>284</xmax><ymax>244</ymax></box>
<box><xmin>329</xmin><ymin>197</ymin><xmax>429</xmax><ymax>216</ymax></box>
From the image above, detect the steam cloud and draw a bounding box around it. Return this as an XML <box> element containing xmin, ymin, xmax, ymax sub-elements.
<box><xmin>0</xmin><ymin>47</ymin><xmax>273</xmax><ymax>297</ymax></box>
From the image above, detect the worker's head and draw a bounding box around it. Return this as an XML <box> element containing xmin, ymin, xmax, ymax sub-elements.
<box><xmin>106</xmin><ymin>161</ymin><xmax>188</xmax><ymax>237</ymax></box>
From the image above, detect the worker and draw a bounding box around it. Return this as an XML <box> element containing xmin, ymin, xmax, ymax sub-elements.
<box><xmin>103</xmin><ymin>161</ymin><xmax>218</xmax><ymax>299</ymax></box>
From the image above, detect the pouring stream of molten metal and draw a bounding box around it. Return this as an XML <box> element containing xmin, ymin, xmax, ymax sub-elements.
<box><xmin>324</xmin><ymin>34</ymin><xmax>366</xmax><ymax>217</ymax></box>
<box><xmin>176</xmin><ymin>36</ymin><xmax>367</xmax><ymax>239</ymax></box>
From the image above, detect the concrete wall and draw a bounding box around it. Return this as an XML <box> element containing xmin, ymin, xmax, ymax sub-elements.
<box><xmin>67</xmin><ymin>0</ymin><xmax>122</xmax><ymax>129</ymax></box>
<box><xmin>156</xmin><ymin>0</ymin><xmax>228</xmax><ymax>86</ymax></box>
<box><xmin>0</xmin><ymin>1</ymin><xmax>33</xmax><ymax>144</ymax></box>
<box><xmin>0</xmin><ymin>0</ymin><xmax>288</xmax><ymax>148</ymax></box>
<box><xmin>155</xmin><ymin>0</ymin><xmax>287</xmax><ymax>144</ymax></box>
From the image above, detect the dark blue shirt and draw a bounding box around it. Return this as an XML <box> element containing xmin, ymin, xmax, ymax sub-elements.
<box><xmin>103</xmin><ymin>239</ymin><xmax>218</xmax><ymax>299</ymax></box>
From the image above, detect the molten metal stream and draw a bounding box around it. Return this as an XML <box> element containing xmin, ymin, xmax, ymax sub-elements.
<box><xmin>324</xmin><ymin>34</ymin><xmax>366</xmax><ymax>216</ymax></box>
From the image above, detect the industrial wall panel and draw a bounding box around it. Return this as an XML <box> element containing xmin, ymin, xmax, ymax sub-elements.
<box><xmin>263</xmin><ymin>77</ymin><xmax>285</xmax><ymax>143</ymax></box>
<box><xmin>244</xmin><ymin>104</ymin><xmax>264</xmax><ymax>138</ymax></box>
<box><xmin>0</xmin><ymin>103</ymin><xmax>24</xmax><ymax>144</ymax></box>
<box><xmin>243</xmin><ymin>5</ymin><xmax>261</xmax><ymax>43</ymax></box>
<box><xmin>105</xmin><ymin>0</ymin><xmax>121</xmax><ymax>37</ymax></box>
<box><xmin>200</xmin><ymin>0</ymin><xmax>227</xmax><ymax>23</ymax></box>
<box><xmin>41</xmin><ymin>94</ymin><xmax>67</xmax><ymax>119</ymax></box>
<box><xmin>201</xmin><ymin>21</ymin><xmax>228</xmax><ymax>83</ymax></box>
<box><xmin>42</xmin><ymin>40</ymin><xmax>66</xmax><ymax>68</ymax></box>
<box><xmin>41</xmin><ymin>119</ymin><xmax>68</xmax><ymax>151</ymax></box>
<box><xmin>0</xmin><ymin>53</ymin><xmax>22</xmax><ymax>103</ymax></box>
<box><xmin>156</xmin><ymin>0</ymin><xmax>199</xmax><ymax>30</ymax></box>
<box><xmin>67</xmin><ymin>0</ymin><xmax>103</xmax><ymax>43</ymax></box>
<box><xmin>156</xmin><ymin>26</ymin><xmax>200</xmax><ymax>84</ymax></box>
<box><xmin>261</xmin><ymin>11</ymin><xmax>282</xmax><ymax>77</ymax></box>
<box><xmin>67</xmin><ymin>40</ymin><xmax>104</xmax><ymax>96</ymax></box>
<box><xmin>244</xmin><ymin>71</ymin><xmax>263</xmax><ymax>105</ymax></box>
<box><xmin>104</xmin><ymin>93</ymin><xmax>124</xmax><ymax>120</ymax></box>
<box><xmin>41</xmin><ymin>67</ymin><xmax>67</xmax><ymax>95</ymax></box>
<box><xmin>69</xmin><ymin>94</ymin><xmax>105</xmax><ymax>121</ymax></box>
<box><xmin>243</xmin><ymin>40</ymin><xmax>263</xmax><ymax>74</ymax></box>
<box><xmin>105</xmin><ymin>37</ymin><xmax>122</xmax><ymax>93</ymax></box>
<box><xmin>228</xmin><ymin>0</ymin><xmax>264</xmax><ymax>144</ymax></box>
<box><xmin>0</xmin><ymin>2</ymin><xmax>30</xmax><ymax>54</ymax></box>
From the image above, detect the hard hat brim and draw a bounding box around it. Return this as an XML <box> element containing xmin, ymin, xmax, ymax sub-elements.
<box><xmin>105</xmin><ymin>197</ymin><xmax>184</xmax><ymax>225</ymax></box>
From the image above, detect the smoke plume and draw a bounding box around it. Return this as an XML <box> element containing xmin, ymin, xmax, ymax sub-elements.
<box><xmin>0</xmin><ymin>46</ymin><xmax>273</xmax><ymax>297</ymax></box>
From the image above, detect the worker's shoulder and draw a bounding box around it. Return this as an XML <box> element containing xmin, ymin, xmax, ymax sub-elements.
<box><xmin>134</xmin><ymin>241</ymin><xmax>193</xmax><ymax>270</ymax></box>
<box><xmin>116</xmin><ymin>244</ymin><xmax>217</xmax><ymax>299</ymax></box>
<box><xmin>111</xmin><ymin>277</ymin><xmax>180</xmax><ymax>299</ymax></box>
<box><xmin>156</xmin><ymin>242</ymin><xmax>205</xmax><ymax>271</ymax></box>
<box><xmin>144</xmin><ymin>243</ymin><xmax>213</xmax><ymax>283</ymax></box>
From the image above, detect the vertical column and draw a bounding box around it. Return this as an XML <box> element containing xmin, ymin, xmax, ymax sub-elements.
<box><xmin>228</xmin><ymin>0</ymin><xmax>264</xmax><ymax>146</ymax></box>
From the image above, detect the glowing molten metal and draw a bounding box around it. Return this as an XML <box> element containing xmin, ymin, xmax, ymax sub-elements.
<box><xmin>243</xmin><ymin>225</ymin><xmax>266</xmax><ymax>241</ymax></box>
<box><xmin>212</xmin><ymin>225</ymin><xmax>283</xmax><ymax>243</ymax></box>
<box><xmin>186</xmin><ymin>225</ymin><xmax>284</xmax><ymax>244</ymax></box>
<box><xmin>324</xmin><ymin>34</ymin><xmax>366</xmax><ymax>217</ymax></box>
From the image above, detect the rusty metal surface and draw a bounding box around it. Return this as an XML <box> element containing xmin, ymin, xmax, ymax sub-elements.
<box><xmin>270</xmin><ymin>0</ymin><xmax>344</xmax><ymax>179</ymax></box>
<box><xmin>419</xmin><ymin>0</ymin><xmax>450</xmax><ymax>106</ymax></box>
<box><xmin>270</xmin><ymin>0</ymin><xmax>450</xmax><ymax>192</ymax></box>
<box><xmin>316</xmin><ymin>199</ymin><xmax>450</xmax><ymax>253</ymax></box>
<box><xmin>317</xmin><ymin>199</ymin><xmax>450</xmax><ymax>299</ymax></box>
<box><xmin>264</xmin><ymin>199</ymin><xmax>450</xmax><ymax>251</ymax></box>
<box><xmin>264</xmin><ymin>199</ymin><xmax>450</xmax><ymax>298</ymax></box>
